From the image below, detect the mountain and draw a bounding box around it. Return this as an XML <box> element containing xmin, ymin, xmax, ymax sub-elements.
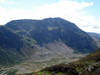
<box><xmin>6</xmin><ymin>18</ymin><xmax>98</xmax><ymax>53</ymax></box>
<box><xmin>32</xmin><ymin>49</ymin><xmax>100</xmax><ymax>75</ymax></box>
<box><xmin>0</xmin><ymin>17</ymin><xmax>99</xmax><ymax>66</ymax></box>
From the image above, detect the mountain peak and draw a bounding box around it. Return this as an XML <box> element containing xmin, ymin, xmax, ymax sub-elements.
<box><xmin>43</xmin><ymin>17</ymin><xmax>64</xmax><ymax>20</ymax></box>
<box><xmin>43</xmin><ymin>17</ymin><xmax>71</xmax><ymax>23</ymax></box>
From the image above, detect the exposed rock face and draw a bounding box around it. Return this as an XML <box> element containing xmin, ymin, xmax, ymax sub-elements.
<box><xmin>31</xmin><ymin>41</ymin><xmax>74</xmax><ymax>61</ymax></box>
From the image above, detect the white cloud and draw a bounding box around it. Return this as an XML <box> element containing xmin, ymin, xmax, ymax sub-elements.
<box><xmin>0</xmin><ymin>0</ymin><xmax>15</xmax><ymax>4</ymax></box>
<box><xmin>0</xmin><ymin>0</ymin><xmax>100</xmax><ymax>33</ymax></box>
<box><xmin>0</xmin><ymin>0</ymin><xmax>5</xmax><ymax>3</ymax></box>
<box><xmin>6</xmin><ymin>1</ymin><xmax>15</xmax><ymax>4</ymax></box>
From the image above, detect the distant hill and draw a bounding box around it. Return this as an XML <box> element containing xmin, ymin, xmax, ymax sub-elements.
<box><xmin>88</xmin><ymin>32</ymin><xmax>100</xmax><ymax>38</ymax></box>
<box><xmin>0</xmin><ymin>17</ymin><xmax>99</xmax><ymax>65</ymax></box>
<box><xmin>88</xmin><ymin>32</ymin><xmax>100</xmax><ymax>43</ymax></box>
<box><xmin>88</xmin><ymin>32</ymin><xmax>100</xmax><ymax>47</ymax></box>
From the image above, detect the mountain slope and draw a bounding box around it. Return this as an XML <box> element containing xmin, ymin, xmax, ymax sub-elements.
<box><xmin>6</xmin><ymin>18</ymin><xmax>99</xmax><ymax>53</ymax></box>
<box><xmin>0</xmin><ymin>26</ymin><xmax>23</xmax><ymax>65</ymax></box>
<box><xmin>0</xmin><ymin>26</ymin><xmax>35</xmax><ymax>65</ymax></box>
<box><xmin>0</xmin><ymin>26</ymin><xmax>23</xmax><ymax>51</ymax></box>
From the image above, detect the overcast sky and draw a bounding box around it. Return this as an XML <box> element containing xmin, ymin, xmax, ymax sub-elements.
<box><xmin>0</xmin><ymin>0</ymin><xmax>100</xmax><ymax>33</ymax></box>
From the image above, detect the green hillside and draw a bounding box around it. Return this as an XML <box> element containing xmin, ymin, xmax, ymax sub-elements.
<box><xmin>30</xmin><ymin>49</ymin><xmax>100</xmax><ymax>75</ymax></box>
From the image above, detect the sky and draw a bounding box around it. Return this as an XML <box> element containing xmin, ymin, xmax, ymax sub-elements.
<box><xmin>0</xmin><ymin>0</ymin><xmax>100</xmax><ymax>33</ymax></box>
